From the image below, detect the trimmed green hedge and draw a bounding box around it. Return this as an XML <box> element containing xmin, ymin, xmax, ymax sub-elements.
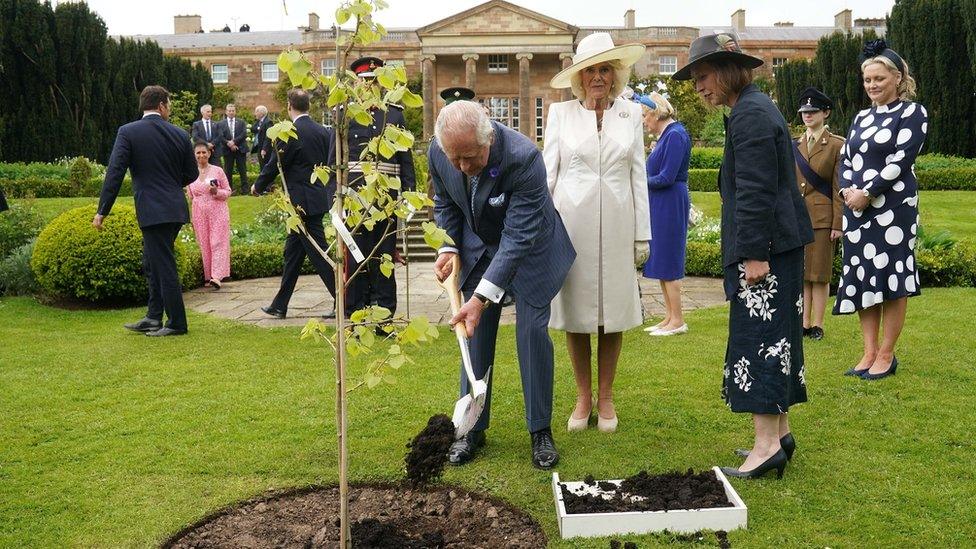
<box><xmin>689</xmin><ymin>147</ymin><xmax>723</xmax><ymax>169</ymax></box>
<box><xmin>685</xmin><ymin>167</ymin><xmax>976</xmax><ymax>192</ymax></box>
<box><xmin>229</xmin><ymin>242</ymin><xmax>315</xmax><ymax>280</ymax></box>
<box><xmin>683</xmin><ymin>239</ymin><xmax>976</xmax><ymax>288</ymax></box>
<box><xmin>31</xmin><ymin>205</ymin><xmax>201</xmax><ymax>303</ymax></box>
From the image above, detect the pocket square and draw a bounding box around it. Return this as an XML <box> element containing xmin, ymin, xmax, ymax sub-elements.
<box><xmin>488</xmin><ymin>193</ymin><xmax>506</xmax><ymax>207</ymax></box>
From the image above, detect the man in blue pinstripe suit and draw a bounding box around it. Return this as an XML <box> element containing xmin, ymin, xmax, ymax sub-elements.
<box><xmin>430</xmin><ymin>101</ymin><xmax>576</xmax><ymax>469</ymax></box>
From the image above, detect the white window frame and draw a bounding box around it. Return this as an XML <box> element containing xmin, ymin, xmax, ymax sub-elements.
<box><xmin>658</xmin><ymin>55</ymin><xmax>677</xmax><ymax>76</ymax></box>
<box><xmin>321</xmin><ymin>58</ymin><xmax>336</xmax><ymax>76</ymax></box>
<box><xmin>261</xmin><ymin>62</ymin><xmax>279</xmax><ymax>82</ymax></box>
<box><xmin>773</xmin><ymin>57</ymin><xmax>788</xmax><ymax>68</ymax></box>
<box><xmin>211</xmin><ymin>64</ymin><xmax>228</xmax><ymax>84</ymax></box>
<box><xmin>487</xmin><ymin>54</ymin><xmax>509</xmax><ymax>74</ymax></box>
<box><xmin>535</xmin><ymin>97</ymin><xmax>544</xmax><ymax>142</ymax></box>
<box><xmin>479</xmin><ymin>96</ymin><xmax>519</xmax><ymax>130</ymax></box>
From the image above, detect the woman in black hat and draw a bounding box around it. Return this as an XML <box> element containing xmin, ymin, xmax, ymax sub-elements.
<box><xmin>833</xmin><ymin>40</ymin><xmax>926</xmax><ymax>380</ymax></box>
<box><xmin>674</xmin><ymin>33</ymin><xmax>813</xmax><ymax>479</ymax></box>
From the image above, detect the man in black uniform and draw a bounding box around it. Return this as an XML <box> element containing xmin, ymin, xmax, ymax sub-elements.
<box><xmin>341</xmin><ymin>56</ymin><xmax>416</xmax><ymax>319</ymax></box>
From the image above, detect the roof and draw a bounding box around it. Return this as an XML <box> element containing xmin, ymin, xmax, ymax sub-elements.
<box><xmin>124</xmin><ymin>30</ymin><xmax>303</xmax><ymax>49</ymax></box>
<box><xmin>701</xmin><ymin>26</ymin><xmax>886</xmax><ymax>41</ymax></box>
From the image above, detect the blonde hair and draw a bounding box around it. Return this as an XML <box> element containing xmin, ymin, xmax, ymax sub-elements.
<box><xmin>642</xmin><ymin>91</ymin><xmax>677</xmax><ymax>120</ymax></box>
<box><xmin>861</xmin><ymin>56</ymin><xmax>917</xmax><ymax>101</ymax></box>
<box><xmin>570</xmin><ymin>59</ymin><xmax>630</xmax><ymax>101</ymax></box>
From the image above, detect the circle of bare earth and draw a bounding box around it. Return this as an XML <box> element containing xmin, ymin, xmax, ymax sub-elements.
<box><xmin>161</xmin><ymin>482</ymin><xmax>547</xmax><ymax>548</ymax></box>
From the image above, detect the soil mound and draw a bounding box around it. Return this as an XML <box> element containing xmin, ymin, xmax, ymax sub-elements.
<box><xmin>561</xmin><ymin>469</ymin><xmax>731</xmax><ymax>514</ymax></box>
<box><xmin>404</xmin><ymin>414</ymin><xmax>455</xmax><ymax>485</ymax></box>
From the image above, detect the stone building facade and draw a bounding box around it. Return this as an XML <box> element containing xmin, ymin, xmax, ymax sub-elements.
<box><xmin>132</xmin><ymin>0</ymin><xmax>885</xmax><ymax>140</ymax></box>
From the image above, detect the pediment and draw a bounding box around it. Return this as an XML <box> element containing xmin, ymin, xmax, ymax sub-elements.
<box><xmin>417</xmin><ymin>0</ymin><xmax>576</xmax><ymax>36</ymax></box>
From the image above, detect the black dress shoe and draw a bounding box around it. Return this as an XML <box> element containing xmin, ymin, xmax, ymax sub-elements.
<box><xmin>530</xmin><ymin>428</ymin><xmax>559</xmax><ymax>469</ymax></box>
<box><xmin>735</xmin><ymin>432</ymin><xmax>796</xmax><ymax>460</ymax></box>
<box><xmin>145</xmin><ymin>327</ymin><xmax>188</xmax><ymax>337</ymax></box>
<box><xmin>808</xmin><ymin>326</ymin><xmax>824</xmax><ymax>340</ymax></box>
<box><xmin>721</xmin><ymin>448</ymin><xmax>788</xmax><ymax>479</ymax></box>
<box><xmin>448</xmin><ymin>430</ymin><xmax>486</xmax><ymax>466</ymax></box>
<box><xmin>124</xmin><ymin>318</ymin><xmax>162</xmax><ymax>333</ymax></box>
<box><xmin>261</xmin><ymin>306</ymin><xmax>286</xmax><ymax>319</ymax></box>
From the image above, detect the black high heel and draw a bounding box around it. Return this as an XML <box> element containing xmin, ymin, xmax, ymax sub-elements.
<box><xmin>721</xmin><ymin>448</ymin><xmax>788</xmax><ymax>479</ymax></box>
<box><xmin>734</xmin><ymin>432</ymin><xmax>796</xmax><ymax>460</ymax></box>
<box><xmin>861</xmin><ymin>356</ymin><xmax>898</xmax><ymax>380</ymax></box>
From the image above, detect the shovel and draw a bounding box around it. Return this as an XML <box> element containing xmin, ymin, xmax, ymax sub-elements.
<box><xmin>436</xmin><ymin>254</ymin><xmax>489</xmax><ymax>439</ymax></box>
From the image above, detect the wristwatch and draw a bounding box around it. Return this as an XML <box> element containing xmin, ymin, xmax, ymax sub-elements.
<box><xmin>473</xmin><ymin>292</ymin><xmax>491</xmax><ymax>310</ymax></box>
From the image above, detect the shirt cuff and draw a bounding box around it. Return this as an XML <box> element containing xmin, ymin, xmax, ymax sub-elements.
<box><xmin>438</xmin><ymin>246</ymin><xmax>459</xmax><ymax>255</ymax></box>
<box><xmin>474</xmin><ymin>278</ymin><xmax>505</xmax><ymax>304</ymax></box>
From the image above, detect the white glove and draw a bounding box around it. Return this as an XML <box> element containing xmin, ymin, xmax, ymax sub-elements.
<box><xmin>634</xmin><ymin>240</ymin><xmax>650</xmax><ymax>268</ymax></box>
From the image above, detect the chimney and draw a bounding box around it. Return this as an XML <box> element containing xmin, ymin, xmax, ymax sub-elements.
<box><xmin>731</xmin><ymin>9</ymin><xmax>746</xmax><ymax>32</ymax></box>
<box><xmin>308</xmin><ymin>12</ymin><xmax>320</xmax><ymax>31</ymax></box>
<box><xmin>624</xmin><ymin>9</ymin><xmax>636</xmax><ymax>29</ymax></box>
<box><xmin>834</xmin><ymin>9</ymin><xmax>852</xmax><ymax>31</ymax></box>
<box><xmin>174</xmin><ymin>14</ymin><xmax>202</xmax><ymax>34</ymax></box>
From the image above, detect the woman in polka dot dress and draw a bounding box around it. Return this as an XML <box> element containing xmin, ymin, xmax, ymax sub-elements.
<box><xmin>833</xmin><ymin>40</ymin><xmax>926</xmax><ymax>380</ymax></box>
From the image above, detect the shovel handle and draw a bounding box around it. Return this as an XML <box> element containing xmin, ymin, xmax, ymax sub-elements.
<box><xmin>436</xmin><ymin>255</ymin><xmax>479</xmax><ymax>386</ymax></box>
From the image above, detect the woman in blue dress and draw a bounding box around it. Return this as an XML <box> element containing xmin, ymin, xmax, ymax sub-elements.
<box><xmin>833</xmin><ymin>40</ymin><xmax>926</xmax><ymax>380</ymax></box>
<box><xmin>635</xmin><ymin>91</ymin><xmax>692</xmax><ymax>336</ymax></box>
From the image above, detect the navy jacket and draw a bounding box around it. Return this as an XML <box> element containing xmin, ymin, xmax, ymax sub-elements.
<box><xmin>430</xmin><ymin>121</ymin><xmax>576</xmax><ymax>307</ymax></box>
<box><xmin>250</xmin><ymin>116</ymin><xmax>271</xmax><ymax>155</ymax></box>
<box><xmin>253</xmin><ymin>114</ymin><xmax>334</xmax><ymax>217</ymax></box>
<box><xmin>191</xmin><ymin>118</ymin><xmax>221</xmax><ymax>156</ymax></box>
<box><xmin>345</xmin><ymin>105</ymin><xmax>416</xmax><ymax>191</ymax></box>
<box><xmin>719</xmin><ymin>84</ymin><xmax>813</xmax><ymax>267</ymax></box>
<box><xmin>217</xmin><ymin>117</ymin><xmax>248</xmax><ymax>157</ymax></box>
<box><xmin>98</xmin><ymin>114</ymin><xmax>196</xmax><ymax>228</ymax></box>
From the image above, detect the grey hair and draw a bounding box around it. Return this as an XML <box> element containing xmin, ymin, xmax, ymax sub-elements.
<box><xmin>200</xmin><ymin>104</ymin><xmax>212</xmax><ymax>113</ymax></box>
<box><xmin>434</xmin><ymin>101</ymin><xmax>493</xmax><ymax>147</ymax></box>
<box><xmin>642</xmin><ymin>91</ymin><xmax>677</xmax><ymax>120</ymax></box>
<box><xmin>255</xmin><ymin>105</ymin><xmax>268</xmax><ymax>115</ymax></box>
<box><xmin>569</xmin><ymin>59</ymin><xmax>630</xmax><ymax>101</ymax></box>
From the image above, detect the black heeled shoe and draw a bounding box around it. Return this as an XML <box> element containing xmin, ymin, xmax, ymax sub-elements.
<box><xmin>734</xmin><ymin>432</ymin><xmax>796</xmax><ymax>460</ymax></box>
<box><xmin>721</xmin><ymin>448</ymin><xmax>788</xmax><ymax>479</ymax></box>
<box><xmin>844</xmin><ymin>365</ymin><xmax>871</xmax><ymax>377</ymax></box>
<box><xmin>861</xmin><ymin>356</ymin><xmax>898</xmax><ymax>380</ymax></box>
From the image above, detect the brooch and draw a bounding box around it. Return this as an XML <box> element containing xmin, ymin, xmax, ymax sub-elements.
<box><xmin>619</xmin><ymin>112</ymin><xmax>630</xmax><ymax>118</ymax></box>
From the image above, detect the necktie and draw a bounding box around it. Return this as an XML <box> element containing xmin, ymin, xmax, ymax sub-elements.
<box><xmin>469</xmin><ymin>175</ymin><xmax>479</xmax><ymax>215</ymax></box>
<box><xmin>205</xmin><ymin>120</ymin><xmax>211</xmax><ymax>140</ymax></box>
<box><xmin>229</xmin><ymin>119</ymin><xmax>234</xmax><ymax>138</ymax></box>
<box><xmin>807</xmin><ymin>134</ymin><xmax>816</xmax><ymax>155</ymax></box>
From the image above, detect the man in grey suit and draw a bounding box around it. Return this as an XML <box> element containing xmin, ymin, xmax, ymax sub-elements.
<box><xmin>430</xmin><ymin>101</ymin><xmax>576</xmax><ymax>469</ymax></box>
<box><xmin>219</xmin><ymin>103</ymin><xmax>249</xmax><ymax>193</ymax></box>
<box><xmin>190</xmin><ymin>104</ymin><xmax>221</xmax><ymax>165</ymax></box>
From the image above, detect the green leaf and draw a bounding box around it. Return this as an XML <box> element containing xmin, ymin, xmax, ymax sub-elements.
<box><xmin>376</xmin><ymin>67</ymin><xmax>395</xmax><ymax>90</ymax></box>
<box><xmin>380</xmin><ymin>255</ymin><xmax>393</xmax><ymax>278</ymax></box>
<box><xmin>312</xmin><ymin>166</ymin><xmax>332</xmax><ymax>185</ymax></box>
<box><xmin>378</xmin><ymin>139</ymin><xmax>395</xmax><ymax>159</ymax></box>
<box><xmin>401</xmin><ymin>89</ymin><xmax>424</xmax><ymax>109</ymax></box>
<box><xmin>384</xmin><ymin>86</ymin><xmax>406</xmax><ymax>105</ymax></box>
<box><xmin>388</xmin><ymin>344</ymin><xmax>401</xmax><ymax>355</ymax></box>
<box><xmin>366</xmin><ymin>373</ymin><xmax>381</xmax><ymax>389</ymax></box>
<box><xmin>335</xmin><ymin>7</ymin><xmax>350</xmax><ymax>24</ymax></box>
<box><xmin>286</xmin><ymin>57</ymin><xmax>312</xmax><ymax>87</ymax></box>
<box><xmin>422</xmin><ymin>221</ymin><xmax>455</xmax><ymax>249</ymax></box>
<box><xmin>277</xmin><ymin>50</ymin><xmax>301</xmax><ymax>72</ymax></box>
<box><xmin>327</xmin><ymin>86</ymin><xmax>348</xmax><ymax>108</ymax></box>
<box><xmin>382</xmin><ymin>375</ymin><xmax>396</xmax><ymax>385</ymax></box>
<box><xmin>266</xmin><ymin>120</ymin><xmax>297</xmax><ymax>144</ymax></box>
<box><xmin>285</xmin><ymin>215</ymin><xmax>303</xmax><ymax>234</ymax></box>
<box><xmin>301</xmin><ymin>75</ymin><xmax>318</xmax><ymax>90</ymax></box>
<box><xmin>350</xmin><ymin>309</ymin><xmax>369</xmax><ymax>323</ymax></box>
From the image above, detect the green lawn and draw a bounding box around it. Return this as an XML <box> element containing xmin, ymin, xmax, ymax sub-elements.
<box><xmin>692</xmin><ymin>190</ymin><xmax>976</xmax><ymax>241</ymax></box>
<box><xmin>2</xmin><ymin>290</ymin><xmax>975</xmax><ymax>547</ymax></box>
<box><xmin>14</xmin><ymin>195</ymin><xmax>273</xmax><ymax>230</ymax></box>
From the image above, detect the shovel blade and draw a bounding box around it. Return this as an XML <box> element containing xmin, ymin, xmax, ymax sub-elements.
<box><xmin>452</xmin><ymin>390</ymin><xmax>487</xmax><ymax>439</ymax></box>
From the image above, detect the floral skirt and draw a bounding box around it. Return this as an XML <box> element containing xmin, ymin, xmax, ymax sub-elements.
<box><xmin>722</xmin><ymin>247</ymin><xmax>808</xmax><ymax>415</ymax></box>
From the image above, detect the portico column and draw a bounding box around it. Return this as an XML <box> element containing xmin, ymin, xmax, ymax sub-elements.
<box><xmin>559</xmin><ymin>52</ymin><xmax>574</xmax><ymax>101</ymax></box>
<box><xmin>516</xmin><ymin>52</ymin><xmax>533</xmax><ymax>139</ymax></box>
<box><xmin>462</xmin><ymin>53</ymin><xmax>479</xmax><ymax>91</ymax></box>
<box><xmin>421</xmin><ymin>54</ymin><xmax>436</xmax><ymax>140</ymax></box>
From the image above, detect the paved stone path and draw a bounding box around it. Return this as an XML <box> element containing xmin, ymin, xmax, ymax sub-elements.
<box><xmin>184</xmin><ymin>262</ymin><xmax>726</xmax><ymax>328</ymax></box>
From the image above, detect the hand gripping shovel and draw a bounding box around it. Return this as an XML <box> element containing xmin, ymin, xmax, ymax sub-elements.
<box><xmin>436</xmin><ymin>255</ymin><xmax>489</xmax><ymax>439</ymax></box>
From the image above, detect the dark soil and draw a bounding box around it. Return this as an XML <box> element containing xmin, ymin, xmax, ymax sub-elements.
<box><xmin>404</xmin><ymin>414</ymin><xmax>455</xmax><ymax>485</ymax></box>
<box><xmin>162</xmin><ymin>482</ymin><xmax>546</xmax><ymax>548</ymax></box>
<box><xmin>561</xmin><ymin>469</ymin><xmax>731</xmax><ymax>514</ymax></box>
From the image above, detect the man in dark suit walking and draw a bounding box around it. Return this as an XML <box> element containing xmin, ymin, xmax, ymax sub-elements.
<box><xmin>190</xmin><ymin>104</ymin><xmax>221</xmax><ymax>165</ymax></box>
<box><xmin>220</xmin><ymin>103</ymin><xmax>249</xmax><ymax>193</ymax></box>
<box><xmin>430</xmin><ymin>101</ymin><xmax>576</xmax><ymax>469</ymax></box>
<box><xmin>252</xmin><ymin>89</ymin><xmax>337</xmax><ymax>319</ymax></box>
<box><xmin>93</xmin><ymin>85</ymin><xmax>197</xmax><ymax>337</ymax></box>
<box><xmin>250</xmin><ymin>105</ymin><xmax>272</xmax><ymax>162</ymax></box>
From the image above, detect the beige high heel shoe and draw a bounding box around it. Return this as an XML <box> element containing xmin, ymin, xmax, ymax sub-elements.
<box><xmin>567</xmin><ymin>398</ymin><xmax>593</xmax><ymax>432</ymax></box>
<box><xmin>596</xmin><ymin>398</ymin><xmax>618</xmax><ymax>433</ymax></box>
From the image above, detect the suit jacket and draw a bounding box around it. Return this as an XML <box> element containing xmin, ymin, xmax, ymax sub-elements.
<box><xmin>98</xmin><ymin>113</ymin><xmax>197</xmax><ymax>228</ymax></box>
<box><xmin>430</xmin><ymin>121</ymin><xmax>576</xmax><ymax>307</ymax></box>
<box><xmin>794</xmin><ymin>129</ymin><xmax>844</xmax><ymax>231</ymax></box>
<box><xmin>343</xmin><ymin>105</ymin><xmax>416</xmax><ymax>192</ymax></box>
<box><xmin>253</xmin><ymin>114</ymin><xmax>334</xmax><ymax>217</ymax></box>
<box><xmin>218</xmin><ymin>117</ymin><xmax>247</xmax><ymax>157</ymax></box>
<box><xmin>250</xmin><ymin>116</ymin><xmax>271</xmax><ymax>155</ymax></box>
<box><xmin>191</xmin><ymin>118</ymin><xmax>222</xmax><ymax>157</ymax></box>
<box><xmin>719</xmin><ymin>84</ymin><xmax>813</xmax><ymax>267</ymax></box>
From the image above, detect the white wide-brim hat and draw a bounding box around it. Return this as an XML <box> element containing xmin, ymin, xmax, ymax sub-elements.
<box><xmin>550</xmin><ymin>32</ymin><xmax>646</xmax><ymax>89</ymax></box>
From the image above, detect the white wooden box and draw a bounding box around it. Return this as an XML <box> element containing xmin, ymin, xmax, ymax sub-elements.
<box><xmin>551</xmin><ymin>467</ymin><xmax>747</xmax><ymax>539</ymax></box>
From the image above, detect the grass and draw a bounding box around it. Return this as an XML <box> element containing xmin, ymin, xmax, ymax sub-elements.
<box><xmin>13</xmin><ymin>195</ymin><xmax>273</xmax><ymax>230</ymax></box>
<box><xmin>2</xmin><ymin>289</ymin><xmax>976</xmax><ymax>547</ymax></box>
<box><xmin>692</xmin><ymin>190</ymin><xmax>976</xmax><ymax>241</ymax></box>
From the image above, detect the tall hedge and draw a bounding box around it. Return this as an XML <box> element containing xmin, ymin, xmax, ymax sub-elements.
<box><xmin>888</xmin><ymin>0</ymin><xmax>976</xmax><ymax>157</ymax></box>
<box><xmin>0</xmin><ymin>0</ymin><xmax>212</xmax><ymax>164</ymax></box>
<box><xmin>773</xmin><ymin>30</ymin><xmax>878</xmax><ymax>138</ymax></box>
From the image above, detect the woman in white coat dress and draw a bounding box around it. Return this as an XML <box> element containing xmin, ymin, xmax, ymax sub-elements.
<box><xmin>544</xmin><ymin>32</ymin><xmax>651</xmax><ymax>433</ymax></box>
